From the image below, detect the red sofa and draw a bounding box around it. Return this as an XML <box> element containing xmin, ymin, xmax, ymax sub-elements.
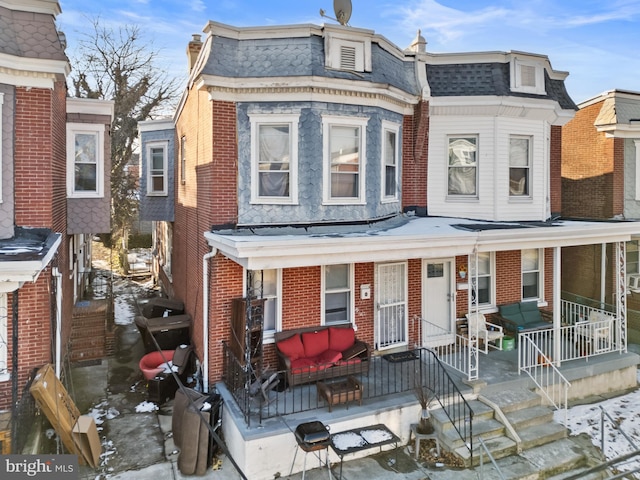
<box><xmin>275</xmin><ymin>325</ymin><xmax>370</xmax><ymax>388</ymax></box>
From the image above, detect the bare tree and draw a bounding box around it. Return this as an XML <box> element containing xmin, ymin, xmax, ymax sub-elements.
<box><xmin>70</xmin><ymin>18</ymin><xmax>180</xmax><ymax>269</ymax></box>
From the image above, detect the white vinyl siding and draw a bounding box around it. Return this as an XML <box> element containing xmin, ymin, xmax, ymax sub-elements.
<box><xmin>428</xmin><ymin>115</ymin><xmax>548</xmax><ymax>222</ymax></box>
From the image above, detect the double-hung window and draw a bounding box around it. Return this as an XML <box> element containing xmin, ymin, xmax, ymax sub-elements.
<box><xmin>323</xmin><ymin>116</ymin><xmax>368</xmax><ymax>203</ymax></box>
<box><xmin>522</xmin><ymin>249</ymin><xmax>542</xmax><ymax>300</ymax></box>
<box><xmin>471</xmin><ymin>252</ymin><xmax>493</xmax><ymax>306</ymax></box>
<box><xmin>147</xmin><ymin>142</ymin><xmax>168</xmax><ymax>196</ymax></box>
<box><xmin>67</xmin><ymin>123</ymin><xmax>104</xmax><ymax>198</ymax></box>
<box><xmin>180</xmin><ymin>136</ymin><xmax>186</xmax><ymax>186</ymax></box>
<box><xmin>381</xmin><ymin>121</ymin><xmax>400</xmax><ymax>202</ymax></box>
<box><xmin>509</xmin><ymin>136</ymin><xmax>531</xmax><ymax>196</ymax></box>
<box><xmin>248</xmin><ymin>269</ymin><xmax>281</xmax><ymax>342</ymax></box>
<box><xmin>323</xmin><ymin>264</ymin><xmax>353</xmax><ymax>325</ymax></box>
<box><xmin>250</xmin><ymin>114</ymin><xmax>299</xmax><ymax>204</ymax></box>
<box><xmin>448</xmin><ymin>136</ymin><xmax>477</xmax><ymax>196</ymax></box>
<box><xmin>627</xmin><ymin>241</ymin><xmax>639</xmax><ymax>275</ymax></box>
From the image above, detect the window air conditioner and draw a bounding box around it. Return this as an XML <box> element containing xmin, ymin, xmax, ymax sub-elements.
<box><xmin>628</xmin><ymin>274</ymin><xmax>640</xmax><ymax>293</ymax></box>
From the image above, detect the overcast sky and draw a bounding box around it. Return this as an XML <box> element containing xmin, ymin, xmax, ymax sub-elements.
<box><xmin>57</xmin><ymin>0</ymin><xmax>640</xmax><ymax>104</ymax></box>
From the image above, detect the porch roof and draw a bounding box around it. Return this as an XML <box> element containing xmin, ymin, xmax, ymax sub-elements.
<box><xmin>204</xmin><ymin>215</ymin><xmax>640</xmax><ymax>270</ymax></box>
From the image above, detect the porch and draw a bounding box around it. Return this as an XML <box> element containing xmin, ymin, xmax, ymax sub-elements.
<box><xmin>217</xmin><ymin>337</ymin><xmax>638</xmax><ymax>479</ymax></box>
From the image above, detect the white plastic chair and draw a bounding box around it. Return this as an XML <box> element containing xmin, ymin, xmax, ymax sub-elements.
<box><xmin>466</xmin><ymin>312</ymin><xmax>504</xmax><ymax>354</ymax></box>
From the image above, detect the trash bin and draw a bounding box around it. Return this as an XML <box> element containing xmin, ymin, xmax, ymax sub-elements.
<box><xmin>501</xmin><ymin>336</ymin><xmax>515</xmax><ymax>351</ymax></box>
<box><xmin>136</xmin><ymin>314</ymin><xmax>192</xmax><ymax>353</ymax></box>
<box><xmin>141</xmin><ymin>297</ymin><xmax>185</xmax><ymax>319</ymax></box>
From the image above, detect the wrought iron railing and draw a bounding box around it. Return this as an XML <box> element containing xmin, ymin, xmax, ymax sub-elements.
<box><xmin>222</xmin><ymin>343</ymin><xmax>474</xmax><ymax>455</ymax></box>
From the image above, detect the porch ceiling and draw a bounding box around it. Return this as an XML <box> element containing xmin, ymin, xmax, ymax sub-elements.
<box><xmin>204</xmin><ymin>216</ymin><xmax>640</xmax><ymax>270</ymax></box>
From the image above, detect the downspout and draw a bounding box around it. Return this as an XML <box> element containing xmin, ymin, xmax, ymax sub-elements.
<box><xmin>53</xmin><ymin>267</ymin><xmax>63</xmax><ymax>378</ymax></box>
<box><xmin>202</xmin><ymin>248</ymin><xmax>217</xmax><ymax>393</ymax></box>
<box><xmin>11</xmin><ymin>289</ymin><xmax>18</xmax><ymax>454</ymax></box>
<box><xmin>600</xmin><ymin>243</ymin><xmax>606</xmax><ymax>309</ymax></box>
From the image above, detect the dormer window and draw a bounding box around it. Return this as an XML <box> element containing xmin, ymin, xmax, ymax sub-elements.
<box><xmin>325</xmin><ymin>33</ymin><xmax>371</xmax><ymax>73</ymax></box>
<box><xmin>511</xmin><ymin>58</ymin><xmax>546</xmax><ymax>95</ymax></box>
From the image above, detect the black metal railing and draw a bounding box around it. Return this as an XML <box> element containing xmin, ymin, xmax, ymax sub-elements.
<box><xmin>222</xmin><ymin>344</ymin><xmax>474</xmax><ymax>454</ymax></box>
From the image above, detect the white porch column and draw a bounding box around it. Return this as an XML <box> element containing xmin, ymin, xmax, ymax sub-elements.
<box><xmin>553</xmin><ymin>246</ymin><xmax>561</xmax><ymax>366</ymax></box>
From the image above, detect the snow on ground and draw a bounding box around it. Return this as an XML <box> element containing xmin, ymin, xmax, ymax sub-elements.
<box><xmin>555</xmin><ymin>371</ymin><xmax>640</xmax><ymax>477</ymax></box>
<box><xmin>112</xmin><ymin>276</ymin><xmax>157</xmax><ymax>325</ymax></box>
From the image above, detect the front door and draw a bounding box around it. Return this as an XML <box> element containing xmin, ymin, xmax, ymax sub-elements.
<box><xmin>375</xmin><ymin>262</ymin><xmax>408</xmax><ymax>350</ymax></box>
<box><xmin>422</xmin><ymin>259</ymin><xmax>455</xmax><ymax>347</ymax></box>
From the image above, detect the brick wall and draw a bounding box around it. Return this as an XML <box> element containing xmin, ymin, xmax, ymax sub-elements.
<box><xmin>402</xmin><ymin>101</ymin><xmax>428</xmax><ymax>211</ymax></box>
<box><xmin>562</xmin><ymin>101</ymin><xmax>616</xmax><ymax>218</ymax></box>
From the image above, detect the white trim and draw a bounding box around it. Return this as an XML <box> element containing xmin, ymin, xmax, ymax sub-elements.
<box><xmin>249</xmin><ymin>113</ymin><xmax>299</xmax><ymax>205</ymax></box>
<box><xmin>380</xmin><ymin>120</ymin><xmax>400</xmax><ymax>203</ymax></box>
<box><xmin>67</xmin><ymin>98</ymin><xmax>114</xmax><ymax>118</ymax></box>
<box><xmin>146</xmin><ymin>140</ymin><xmax>169</xmax><ymax>196</ymax></box>
<box><xmin>66</xmin><ymin>123</ymin><xmax>105</xmax><ymax>198</ymax></box>
<box><xmin>322</xmin><ymin>115</ymin><xmax>369</xmax><ymax>205</ymax></box>
<box><xmin>0</xmin><ymin>92</ymin><xmax>3</xmax><ymax>203</ymax></box>
<box><xmin>0</xmin><ymin>52</ymin><xmax>69</xmax><ymax>85</ymax></box>
<box><xmin>472</xmin><ymin>251</ymin><xmax>496</xmax><ymax>308</ymax></box>
<box><xmin>138</xmin><ymin>119</ymin><xmax>174</xmax><ymax>133</ymax></box>
<box><xmin>635</xmin><ymin>140</ymin><xmax>640</xmax><ymax>201</ymax></box>
<box><xmin>511</xmin><ymin>57</ymin><xmax>546</xmax><ymax>95</ymax></box>
<box><xmin>204</xmin><ymin>217</ymin><xmax>640</xmax><ymax>271</ymax></box>
<box><xmin>321</xmin><ymin>263</ymin><xmax>355</xmax><ymax>327</ymax></box>
<box><xmin>324</xmin><ymin>33</ymin><xmax>371</xmax><ymax>72</ymax></box>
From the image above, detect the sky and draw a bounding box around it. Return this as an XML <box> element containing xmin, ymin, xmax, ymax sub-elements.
<box><xmin>56</xmin><ymin>0</ymin><xmax>640</xmax><ymax>104</ymax></box>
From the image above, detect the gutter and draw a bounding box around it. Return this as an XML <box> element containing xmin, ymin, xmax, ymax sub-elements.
<box><xmin>202</xmin><ymin>248</ymin><xmax>217</xmax><ymax>393</ymax></box>
<box><xmin>53</xmin><ymin>267</ymin><xmax>62</xmax><ymax>378</ymax></box>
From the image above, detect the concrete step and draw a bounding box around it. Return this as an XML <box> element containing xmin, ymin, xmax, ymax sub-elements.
<box><xmin>442</xmin><ymin>417</ymin><xmax>505</xmax><ymax>450</ymax></box>
<box><xmin>518</xmin><ymin>438</ymin><xmax>588</xmax><ymax>478</ymax></box>
<box><xmin>480</xmin><ymin>388</ymin><xmax>541</xmax><ymax>414</ymax></box>
<box><xmin>518</xmin><ymin>422</ymin><xmax>567</xmax><ymax>450</ymax></box>
<box><xmin>505</xmin><ymin>405</ymin><xmax>554</xmax><ymax>430</ymax></box>
<box><xmin>431</xmin><ymin>399</ymin><xmax>492</xmax><ymax>432</ymax></box>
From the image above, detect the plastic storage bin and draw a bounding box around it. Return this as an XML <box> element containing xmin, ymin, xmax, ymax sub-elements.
<box><xmin>141</xmin><ymin>297</ymin><xmax>185</xmax><ymax>319</ymax></box>
<box><xmin>136</xmin><ymin>314</ymin><xmax>192</xmax><ymax>353</ymax></box>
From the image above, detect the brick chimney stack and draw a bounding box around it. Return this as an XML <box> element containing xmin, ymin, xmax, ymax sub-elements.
<box><xmin>187</xmin><ymin>34</ymin><xmax>203</xmax><ymax>72</ymax></box>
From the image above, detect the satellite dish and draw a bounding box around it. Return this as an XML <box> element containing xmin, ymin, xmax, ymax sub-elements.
<box><xmin>333</xmin><ymin>0</ymin><xmax>352</xmax><ymax>26</ymax></box>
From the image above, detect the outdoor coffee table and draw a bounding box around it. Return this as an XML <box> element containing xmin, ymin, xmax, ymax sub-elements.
<box><xmin>330</xmin><ymin>424</ymin><xmax>400</xmax><ymax>479</ymax></box>
<box><xmin>316</xmin><ymin>376</ymin><xmax>362</xmax><ymax>412</ymax></box>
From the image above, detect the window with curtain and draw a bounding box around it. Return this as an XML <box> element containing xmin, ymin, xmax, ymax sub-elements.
<box><xmin>382</xmin><ymin>123</ymin><xmax>399</xmax><ymax>200</ymax></box>
<box><xmin>250</xmin><ymin>114</ymin><xmax>299</xmax><ymax>204</ymax></box>
<box><xmin>522</xmin><ymin>249</ymin><xmax>541</xmax><ymax>300</ymax></box>
<box><xmin>470</xmin><ymin>252</ymin><xmax>493</xmax><ymax>306</ymax></box>
<box><xmin>324</xmin><ymin>264</ymin><xmax>352</xmax><ymax>325</ymax></box>
<box><xmin>258</xmin><ymin>124</ymin><xmax>291</xmax><ymax>197</ymax></box>
<box><xmin>509</xmin><ymin>136</ymin><xmax>531</xmax><ymax>196</ymax></box>
<box><xmin>448</xmin><ymin>136</ymin><xmax>477</xmax><ymax>196</ymax></box>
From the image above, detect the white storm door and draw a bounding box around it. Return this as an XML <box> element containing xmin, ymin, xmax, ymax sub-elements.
<box><xmin>422</xmin><ymin>260</ymin><xmax>455</xmax><ymax>347</ymax></box>
<box><xmin>376</xmin><ymin>262</ymin><xmax>408</xmax><ymax>350</ymax></box>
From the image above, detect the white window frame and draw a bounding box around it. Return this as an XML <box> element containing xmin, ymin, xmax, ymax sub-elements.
<box><xmin>509</xmin><ymin>135</ymin><xmax>532</xmax><ymax>197</ymax></box>
<box><xmin>323</xmin><ymin>115</ymin><xmax>368</xmax><ymax>205</ymax></box>
<box><xmin>511</xmin><ymin>58</ymin><xmax>546</xmax><ymax>95</ymax></box>
<box><xmin>634</xmin><ymin>140</ymin><xmax>640</xmax><ymax>201</ymax></box>
<box><xmin>626</xmin><ymin>240</ymin><xmax>639</xmax><ymax>275</ymax></box>
<box><xmin>0</xmin><ymin>93</ymin><xmax>3</xmax><ymax>202</ymax></box>
<box><xmin>180</xmin><ymin>136</ymin><xmax>186</xmax><ymax>186</ymax></box>
<box><xmin>66</xmin><ymin>123</ymin><xmax>104</xmax><ymax>198</ymax></box>
<box><xmin>471</xmin><ymin>252</ymin><xmax>495</xmax><ymax>308</ymax></box>
<box><xmin>0</xmin><ymin>293</ymin><xmax>8</xmax><ymax>381</ymax></box>
<box><xmin>322</xmin><ymin>264</ymin><xmax>354</xmax><ymax>326</ymax></box>
<box><xmin>522</xmin><ymin>248</ymin><xmax>544</xmax><ymax>301</ymax></box>
<box><xmin>249</xmin><ymin>114</ymin><xmax>299</xmax><ymax>205</ymax></box>
<box><xmin>146</xmin><ymin>141</ymin><xmax>169</xmax><ymax>196</ymax></box>
<box><xmin>245</xmin><ymin>269</ymin><xmax>282</xmax><ymax>344</ymax></box>
<box><xmin>447</xmin><ymin>135</ymin><xmax>478</xmax><ymax>198</ymax></box>
<box><xmin>381</xmin><ymin>121</ymin><xmax>400</xmax><ymax>203</ymax></box>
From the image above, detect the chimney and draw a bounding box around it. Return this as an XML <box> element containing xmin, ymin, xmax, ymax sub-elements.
<box><xmin>187</xmin><ymin>34</ymin><xmax>203</xmax><ymax>72</ymax></box>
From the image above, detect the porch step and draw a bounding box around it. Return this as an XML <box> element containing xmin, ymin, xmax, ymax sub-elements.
<box><xmin>505</xmin><ymin>405</ymin><xmax>554</xmax><ymax>430</ymax></box>
<box><xmin>442</xmin><ymin>417</ymin><xmax>505</xmax><ymax>450</ymax></box>
<box><xmin>481</xmin><ymin>388</ymin><xmax>542</xmax><ymax>413</ymax></box>
<box><xmin>518</xmin><ymin>421</ymin><xmax>567</xmax><ymax>450</ymax></box>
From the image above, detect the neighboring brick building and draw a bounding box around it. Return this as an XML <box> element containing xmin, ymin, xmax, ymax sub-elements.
<box><xmin>562</xmin><ymin>90</ymin><xmax>640</xmax><ymax>334</ymax></box>
<box><xmin>0</xmin><ymin>0</ymin><xmax>113</xmax><ymax>427</ymax></box>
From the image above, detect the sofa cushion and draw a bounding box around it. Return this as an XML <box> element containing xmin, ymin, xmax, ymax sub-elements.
<box><xmin>290</xmin><ymin>358</ymin><xmax>330</xmax><ymax>375</ymax></box>
<box><xmin>499</xmin><ymin>303</ymin><xmax>525</xmax><ymax>325</ymax></box>
<box><xmin>329</xmin><ymin>326</ymin><xmax>355</xmax><ymax>352</ymax></box>
<box><xmin>520</xmin><ymin>301</ymin><xmax>542</xmax><ymax>325</ymax></box>
<box><xmin>314</xmin><ymin>349</ymin><xmax>342</xmax><ymax>365</ymax></box>
<box><xmin>276</xmin><ymin>334</ymin><xmax>305</xmax><ymax>361</ymax></box>
<box><xmin>302</xmin><ymin>329</ymin><xmax>330</xmax><ymax>358</ymax></box>
<box><xmin>335</xmin><ymin>357</ymin><xmax>362</xmax><ymax>367</ymax></box>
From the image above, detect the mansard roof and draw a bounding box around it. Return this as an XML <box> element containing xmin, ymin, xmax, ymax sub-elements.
<box><xmin>0</xmin><ymin>4</ymin><xmax>66</xmax><ymax>61</ymax></box>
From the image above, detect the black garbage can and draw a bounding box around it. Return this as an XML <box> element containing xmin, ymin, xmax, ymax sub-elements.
<box><xmin>136</xmin><ymin>314</ymin><xmax>192</xmax><ymax>352</ymax></box>
<box><xmin>141</xmin><ymin>297</ymin><xmax>185</xmax><ymax>319</ymax></box>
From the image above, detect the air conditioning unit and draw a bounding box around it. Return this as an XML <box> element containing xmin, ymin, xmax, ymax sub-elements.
<box><xmin>628</xmin><ymin>274</ymin><xmax>640</xmax><ymax>293</ymax></box>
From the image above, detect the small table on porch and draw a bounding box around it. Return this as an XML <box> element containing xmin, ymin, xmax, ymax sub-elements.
<box><xmin>316</xmin><ymin>376</ymin><xmax>362</xmax><ymax>412</ymax></box>
<box><xmin>329</xmin><ymin>424</ymin><xmax>400</xmax><ymax>479</ymax></box>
